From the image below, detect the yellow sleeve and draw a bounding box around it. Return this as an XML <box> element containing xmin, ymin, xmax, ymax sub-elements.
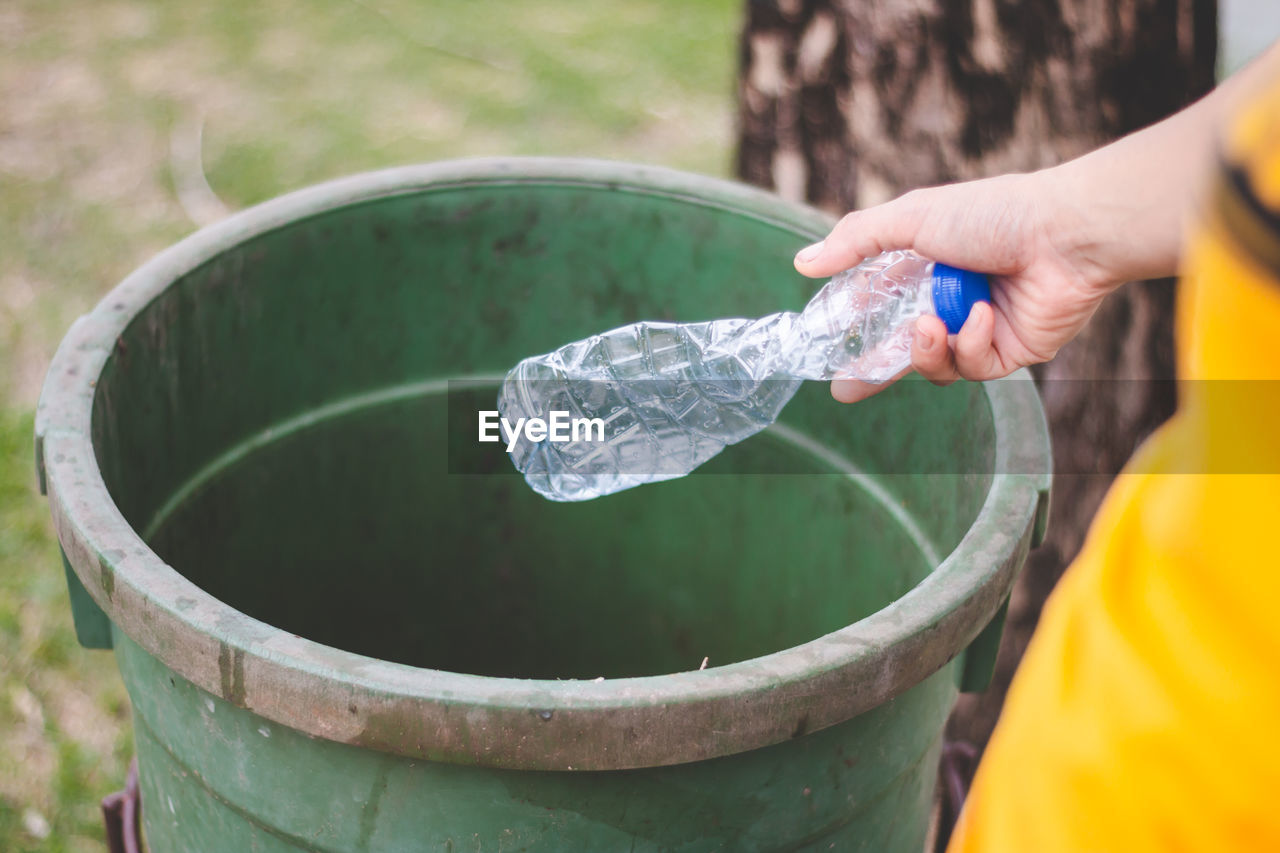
<box><xmin>950</xmin><ymin>77</ymin><xmax>1280</xmax><ymax>853</ymax></box>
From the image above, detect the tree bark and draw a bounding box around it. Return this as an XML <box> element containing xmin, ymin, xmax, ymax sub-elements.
<box><xmin>736</xmin><ymin>0</ymin><xmax>1216</xmax><ymax>777</ymax></box>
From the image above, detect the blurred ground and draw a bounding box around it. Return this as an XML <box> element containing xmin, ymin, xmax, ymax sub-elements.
<box><xmin>0</xmin><ymin>2</ymin><xmax>737</xmax><ymax>848</ymax></box>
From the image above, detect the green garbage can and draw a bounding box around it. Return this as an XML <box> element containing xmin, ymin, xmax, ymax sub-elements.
<box><xmin>36</xmin><ymin>158</ymin><xmax>1050</xmax><ymax>852</ymax></box>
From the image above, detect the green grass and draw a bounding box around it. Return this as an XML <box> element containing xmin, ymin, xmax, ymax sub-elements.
<box><xmin>0</xmin><ymin>0</ymin><xmax>741</xmax><ymax>847</ymax></box>
<box><xmin>1</xmin><ymin>411</ymin><xmax>134</xmax><ymax>852</ymax></box>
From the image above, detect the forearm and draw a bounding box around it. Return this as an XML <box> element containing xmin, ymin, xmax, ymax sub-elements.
<box><xmin>1043</xmin><ymin>42</ymin><xmax>1280</xmax><ymax>290</ymax></box>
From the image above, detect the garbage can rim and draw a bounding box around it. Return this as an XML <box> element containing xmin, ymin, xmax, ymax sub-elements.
<box><xmin>37</xmin><ymin>157</ymin><xmax>1051</xmax><ymax>770</ymax></box>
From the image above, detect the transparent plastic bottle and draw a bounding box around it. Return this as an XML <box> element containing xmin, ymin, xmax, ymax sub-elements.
<box><xmin>498</xmin><ymin>250</ymin><xmax>989</xmax><ymax>501</ymax></box>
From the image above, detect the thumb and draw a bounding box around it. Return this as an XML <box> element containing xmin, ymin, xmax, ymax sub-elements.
<box><xmin>793</xmin><ymin>193</ymin><xmax>927</xmax><ymax>278</ymax></box>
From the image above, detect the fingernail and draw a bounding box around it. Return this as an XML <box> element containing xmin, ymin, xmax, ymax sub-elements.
<box><xmin>795</xmin><ymin>240</ymin><xmax>825</xmax><ymax>263</ymax></box>
<box><xmin>916</xmin><ymin>327</ymin><xmax>933</xmax><ymax>351</ymax></box>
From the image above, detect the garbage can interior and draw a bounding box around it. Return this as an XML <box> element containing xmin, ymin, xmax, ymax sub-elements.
<box><xmin>88</xmin><ymin>176</ymin><xmax>996</xmax><ymax>681</ymax></box>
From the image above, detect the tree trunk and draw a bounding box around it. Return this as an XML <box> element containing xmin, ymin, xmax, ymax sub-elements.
<box><xmin>735</xmin><ymin>0</ymin><xmax>1216</xmax><ymax>794</ymax></box>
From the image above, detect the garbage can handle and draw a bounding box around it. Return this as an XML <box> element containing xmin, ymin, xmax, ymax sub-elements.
<box><xmin>958</xmin><ymin>594</ymin><xmax>1009</xmax><ymax>694</ymax></box>
<box><xmin>60</xmin><ymin>548</ymin><xmax>113</xmax><ymax>650</ymax></box>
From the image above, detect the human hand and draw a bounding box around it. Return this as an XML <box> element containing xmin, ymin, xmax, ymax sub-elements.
<box><xmin>794</xmin><ymin>172</ymin><xmax>1124</xmax><ymax>403</ymax></box>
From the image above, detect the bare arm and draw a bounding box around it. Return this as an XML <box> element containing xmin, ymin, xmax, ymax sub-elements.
<box><xmin>794</xmin><ymin>42</ymin><xmax>1280</xmax><ymax>403</ymax></box>
<box><xmin>1046</xmin><ymin>45</ymin><xmax>1279</xmax><ymax>288</ymax></box>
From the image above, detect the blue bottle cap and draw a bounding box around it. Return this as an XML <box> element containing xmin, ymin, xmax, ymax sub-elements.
<box><xmin>931</xmin><ymin>263</ymin><xmax>991</xmax><ymax>334</ymax></box>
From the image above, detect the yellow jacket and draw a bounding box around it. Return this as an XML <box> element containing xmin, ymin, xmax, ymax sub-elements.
<box><xmin>951</xmin><ymin>76</ymin><xmax>1280</xmax><ymax>851</ymax></box>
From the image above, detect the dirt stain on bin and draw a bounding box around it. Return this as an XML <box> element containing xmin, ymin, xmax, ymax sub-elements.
<box><xmin>98</xmin><ymin>553</ymin><xmax>116</xmax><ymax>602</ymax></box>
<box><xmin>356</xmin><ymin>764</ymin><xmax>391</xmax><ymax>848</ymax></box>
<box><xmin>217</xmin><ymin>642</ymin><xmax>246</xmax><ymax>707</ymax></box>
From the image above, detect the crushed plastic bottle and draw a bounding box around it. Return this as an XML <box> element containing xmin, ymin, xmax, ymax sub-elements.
<box><xmin>498</xmin><ymin>250</ymin><xmax>990</xmax><ymax>501</ymax></box>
